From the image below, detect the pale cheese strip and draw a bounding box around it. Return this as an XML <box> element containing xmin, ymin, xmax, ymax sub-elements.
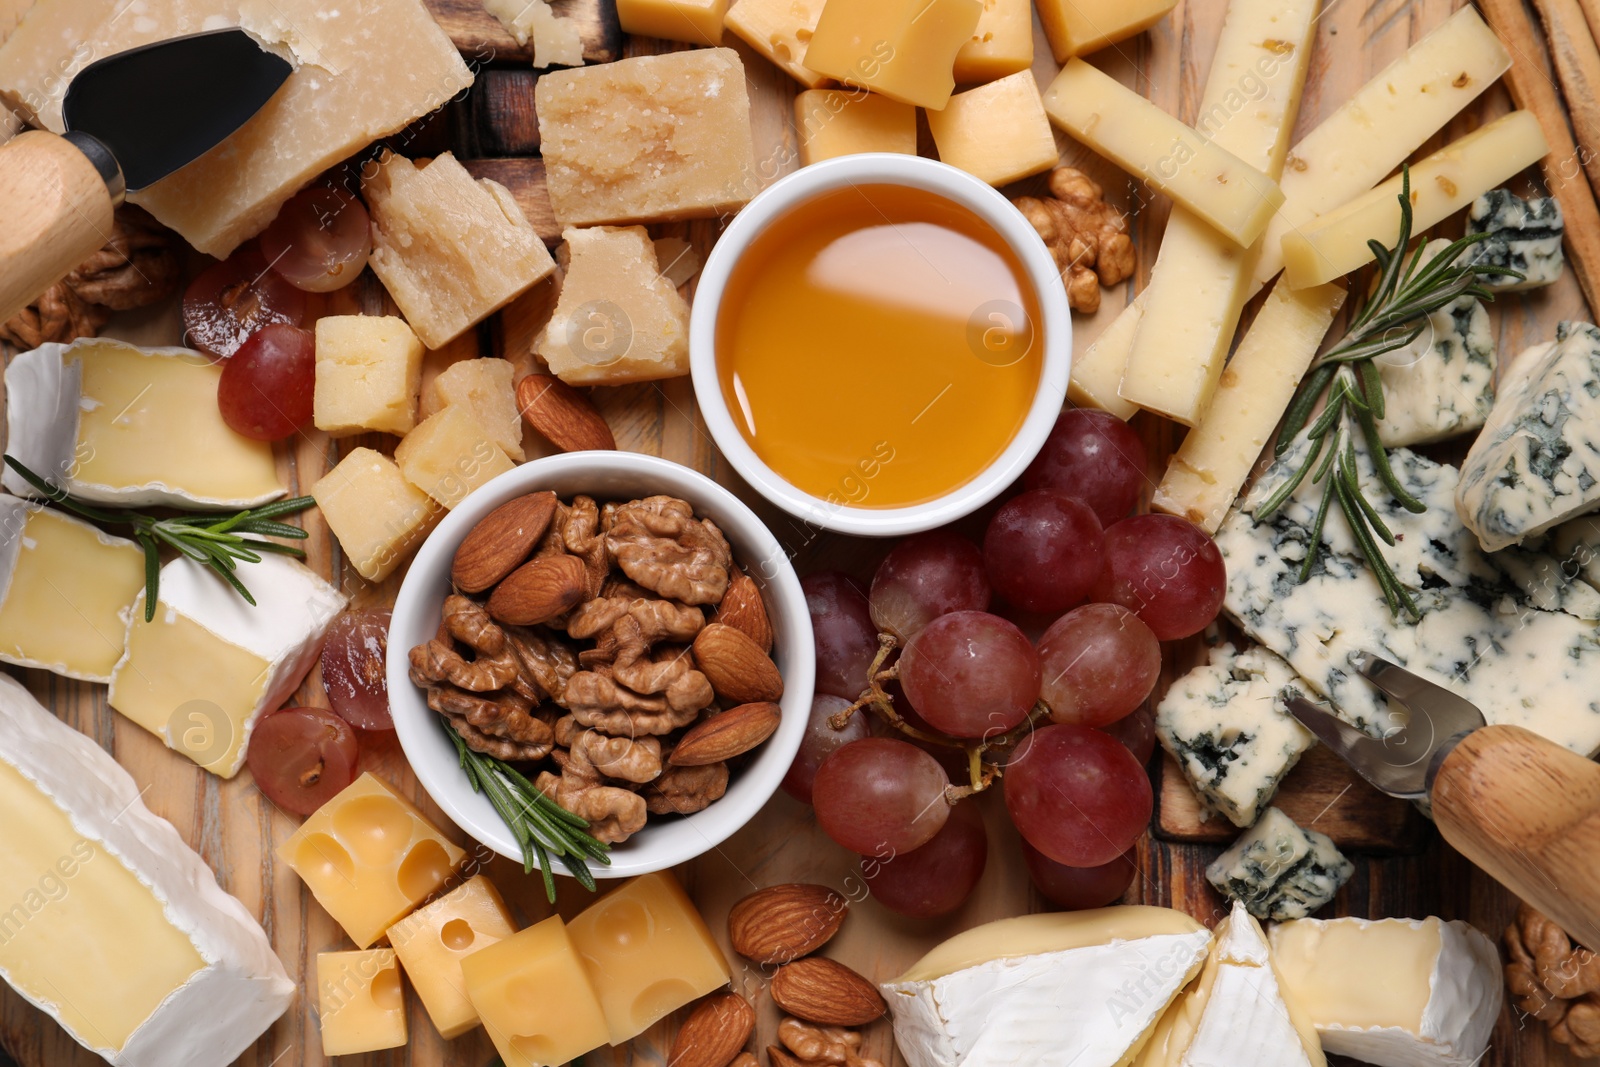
<box><xmin>1069</xmin><ymin>301</ymin><xmax>1143</xmax><ymax>419</ymax></box>
<box><xmin>1282</xmin><ymin>111</ymin><xmax>1548</xmax><ymax>287</ymax></box>
<box><xmin>1152</xmin><ymin>277</ymin><xmax>1345</xmax><ymax>532</ymax></box>
<box><xmin>1117</xmin><ymin>0</ymin><xmax>1319</xmax><ymax>426</ymax></box>
<box><xmin>1043</xmin><ymin>59</ymin><xmax>1285</xmax><ymax>247</ymax></box>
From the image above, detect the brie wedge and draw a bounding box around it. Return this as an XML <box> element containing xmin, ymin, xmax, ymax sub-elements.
<box><xmin>881</xmin><ymin>908</ymin><xmax>1214</xmax><ymax>1067</ymax></box>
<box><xmin>0</xmin><ymin>673</ymin><xmax>294</xmax><ymax>1066</ymax></box>
<box><xmin>1268</xmin><ymin>916</ymin><xmax>1502</xmax><ymax>1067</ymax></box>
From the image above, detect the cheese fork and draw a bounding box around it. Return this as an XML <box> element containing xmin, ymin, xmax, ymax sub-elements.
<box><xmin>1287</xmin><ymin>652</ymin><xmax>1600</xmax><ymax>948</ymax></box>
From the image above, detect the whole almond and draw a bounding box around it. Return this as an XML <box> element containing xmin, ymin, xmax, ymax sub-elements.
<box><xmin>693</xmin><ymin>623</ymin><xmax>784</xmax><ymax>704</ymax></box>
<box><xmin>451</xmin><ymin>491</ymin><xmax>557</xmax><ymax>593</ymax></box>
<box><xmin>517</xmin><ymin>373</ymin><xmax>616</xmax><ymax>452</ymax></box>
<box><xmin>729</xmin><ymin>884</ymin><xmax>847</xmax><ymax>964</ymax></box>
<box><xmin>667</xmin><ymin>991</ymin><xmax>754</xmax><ymax>1067</ymax></box>
<box><xmin>671</xmin><ymin>703</ymin><xmax>781</xmax><ymax>766</ymax></box>
<box><xmin>486</xmin><ymin>553</ymin><xmax>587</xmax><ymax>624</ymax></box>
<box><xmin>770</xmin><ymin>958</ymin><xmax>885</xmax><ymax>1027</ymax></box>
<box><xmin>715</xmin><ymin>567</ymin><xmax>774</xmax><ymax>653</ymax></box>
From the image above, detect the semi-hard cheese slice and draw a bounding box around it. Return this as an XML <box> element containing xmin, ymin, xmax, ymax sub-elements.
<box><xmin>389</xmin><ymin>875</ymin><xmax>518</xmax><ymax>1040</ymax></box>
<box><xmin>1070</xmin><ymin>304</ymin><xmax>1143</xmax><ymax>419</ymax></box>
<box><xmin>882</xmin><ymin>908</ymin><xmax>1213</xmax><ymax>1067</ymax></box>
<box><xmin>1268</xmin><ymin>916</ymin><xmax>1501</xmax><ymax>1067</ymax></box>
<box><xmin>1036</xmin><ymin>0</ymin><xmax>1175</xmax><ymax>63</ymax></box>
<box><xmin>463</xmin><ymin>915</ymin><xmax>612</xmax><ymax>1067</ymax></box>
<box><xmin>108</xmin><ymin>555</ymin><xmax>346</xmax><ymax>777</ymax></box>
<box><xmin>0</xmin><ymin>673</ymin><xmax>293</xmax><ymax>1067</ymax></box>
<box><xmin>317</xmin><ymin>949</ymin><xmax>407</xmax><ymax>1056</ymax></box>
<box><xmin>3</xmin><ymin>338</ymin><xmax>283</xmax><ymax>509</ymax></box>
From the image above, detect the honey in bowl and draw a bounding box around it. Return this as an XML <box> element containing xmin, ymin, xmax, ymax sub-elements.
<box><xmin>715</xmin><ymin>184</ymin><xmax>1043</xmax><ymax>509</ymax></box>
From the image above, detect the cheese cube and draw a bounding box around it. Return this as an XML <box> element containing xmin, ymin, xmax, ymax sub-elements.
<box><xmin>805</xmin><ymin>0</ymin><xmax>982</xmax><ymax>109</ymax></box>
<box><xmin>618</xmin><ymin>0</ymin><xmax>728</xmax><ymax>44</ymax></box>
<box><xmin>420</xmin><ymin>358</ymin><xmax>525</xmax><ymax>461</ymax></box>
<box><xmin>1463</xmin><ymin>188</ymin><xmax>1565</xmax><ymax>291</ymax></box>
<box><xmin>1036</xmin><ymin>0</ymin><xmax>1176</xmax><ymax>62</ymax></box>
<box><xmin>537</xmin><ymin>226</ymin><xmax>692</xmax><ymax>386</ymax></box>
<box><xmin>396</xmin><ymin>406</ymin><xmax>518</xmax><ymax>510</ymax></box>
<box><xmin>537</xmin><ymin>50</ymin><xmax>758</xmax><ymax>226</ymax></box>
<box><xmin>365</xmin><ymin>152</ymin><xmax>557</xmax><ymax>350</ymax></box>
<box><xmin>1207</xmin><ymin>807</ymin><xmax>1353</xmax><ymax>921</ymax></box>
<box><xmin>0</xmin><ymin>0</ymin><xmax>473</xmax><ymax>258</ymax></box>
<box><xmin>0</xmin><ymin>497</ymin><xmax>145</xmax><ymax>681</ymax></box>
<box><xmin>926</xmin><ymin>72</ymin><xmax>1057</xmax><ymax>187</ymax></box>
<box><xmin>317</xmin><ymin>949</ymin><xmax>407</xmax><ymax>1056</ymax></box>
<box><xmin>724</xmin><ymin>0</ymin><xmax>831</xmax><ymax>89</ymax></box>
<box><xmin>463</xmin><ymin>915</ymin><xmax>612</xmax><ymax>1067</ymax></box>
<box><xmin>3</xmin><ymin>338</ymin><xmax>282</xmax><ymax>509</ymax></box>
<box><xmin>567</xmin><ymin>872</ymin><xmax>731</xmax><ymax>1045</ymax></box>
<box><xmin>796</xmin><ymin>91</ymin><xmax>917</xmax><ymax>165</ymax></box>
<box><xmin>312</xmin><ymin>448</ymin><xmax>443</xmax><ymax>583</ymax></box>
<box><xmin>313</xmin><ymin>315</ymin><xmax>425</xmax><ymax>438</ymax></box>
<box><xmin>389</xmin><ymin>875</ymin><xmax>518</xmax><ymax>1039</ymax></box>
<box><xmin>108</xmin><ymin>555</ymin><xmax>346</xmax><ymax>778</ymax></box>
<box><xmin>952</xmin><ymin>0</ymin><xmax>1032</xmax><ymax>83</ymax></box>
<box><xmin>483</xmin><ymin>0</ymin><xmax>585</xmax><ymax>66</ymax></box>
<box><xmin>278</xmin><ymin>773</ymin><xmax>466</xmax><ymax>948</ymax></box>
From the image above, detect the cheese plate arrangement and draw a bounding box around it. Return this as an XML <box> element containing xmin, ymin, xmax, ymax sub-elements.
<box><xmin>4</xmin><ymin>0</ymin><xmax>1600</xmax><ymax>1063</ymax></box>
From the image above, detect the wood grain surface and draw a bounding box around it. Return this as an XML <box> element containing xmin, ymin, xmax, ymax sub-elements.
<box><xmin>0</xmin><ymin>0</ymin><xmax>1592</xmax><ymax>1064</ymax></box>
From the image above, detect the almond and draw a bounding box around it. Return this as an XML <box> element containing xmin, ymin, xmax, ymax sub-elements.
<box><xmin>730</xmin><ymin>1056</ymin><xmax>759</xmax><ymax>1067</ymax></box>
<box><xmin>667</xmin><ymin>991</ymin><xmax>754</xmax><ymax>1067</ymax></box>
<box><xmin>714</xmin><ymin>567</ymin><xmax>774</xmax><ymax>653</ymax></box>
<box><xmin>693</xmin><ymin>623</ymin><xmax>784</xmax><ymax>704</ymax></box>
<box><xmin>486</xmin><ymin>553</ymin><xmax>587</xmax><ymax>624</ymax></box>
<box><xmin>728</xmin><ymin>884</ymin><xmax>847</xmax><ymax>964</ymax></box>
<box><xmin>517</xmin><ymin>373</ymin><xmax>616</xmax><ymax>452</ymax></box>
<box><xmin>451</xmin><ymin>491</ymin><xmax>558</xmax><ymax>593</ymax></box>
<box><xmin>671</xmin><ymin>702</ymin><xmax>781</xmax><ymax>766</ymax></box>
<box><xmin>769</xmin><ymin>958</ymin><xmax>885</xmax><ymax>1027</ymax></box>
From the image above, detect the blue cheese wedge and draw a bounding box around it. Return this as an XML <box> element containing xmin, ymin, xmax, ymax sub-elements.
<box><xmin>1156</xmin><ymin>645</ymin><xmax>1315</xmax><ymax>828</ymax></box>
<box><xmin>1206</xmin><ymin>807</ymin><xmax>1352</xmax><ymax>921</ymax></box>
<box><xmin>1463</xmin><ymin>187</ymin><xmax>1564</xmax><ymax>290</ymax></box>
<box><xmin>1489</xmin><ymin>546</ymin><xmax>1600</xmax><ymax>620</ymax></box>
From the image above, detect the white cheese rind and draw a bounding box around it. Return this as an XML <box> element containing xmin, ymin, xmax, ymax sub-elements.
<box><xmin>0</xmin><ymin>673</ymin><xmax>294</xmax><ymax>1066</ymax></box>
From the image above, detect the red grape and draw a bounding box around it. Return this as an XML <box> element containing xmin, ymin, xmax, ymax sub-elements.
<box><xmin>782</xmin><ymin>694</ymin><xmax>871</xmax><ymax>804</ymax></box>
<box><xmin>1092</xmin><ymin>515</ymin><xmax>1226</xmax><ymax>640</ymax></box>
<box><xmin>869</xmin><ymin>530</ymin><xmax>990</xmax><ymax>640</ymax></box>
<box><xmin>182</xmin><ymin>243</ymin><xmax>307</xmax><ymax>360</ymax></box>
<box><xmin>983</xmin><ymin>490</ymin><xmax>1103</xmax><ymax>614</ymax></box>
<box><xmin>900</xmin><ymin>611</ymin><xmax>1040</xmax><ymax>739</ymax></box>
<box><xmin>321</xmin><ymin>610</ymin><xmax>394</xmax><ymax>730</ymax></box>
<box><xmin>1037</xmin><ymin>604</ymin><xmax>1160</xmax><ymax>727</ymax></box>
<box><xmin>260</xmin><ymin>185</ymin><xmax>372</xmax><ymax>293</ymax></box>
<box><xmin>1023</xmin><ymin>408</ymin><xmax>1148</xmax><ymax>525</ymax></box>
<box><xmin>862</xmin><ymin>800</ymin><xmax>987</xmax><ymax>918</ymax></box>
<box><xmin>217</xmin><ymin>324</ymin><xmax>315</xmax><ymax>441</ymax></box>
<box><xmin>803</xmin><ymin>571</ymin><xmax>879</xmax><ymax>700</ymax></box>
<box><xmin>1004</xmin><ymin>723</ymin><xmax>1151</xmax><ymax>867</ymax></box>
<box><xmin>813</xmin><ymin>738</ymin><xmax>951</xmax><ymax>855</ymax></box>
<box><xmin>1022</xmin><ymin>840</ymin><xmax>1137</xmax><ymax>910</ymax></box>
<box><xmin>1098</xmin><ymin>705</ymin><xmax>1156</xmax><ymax>764</ymax></box>
<box><xmin>247</xmin><ymin>706</ymin><xmax>359</xmax><ymax>815</ymax></box>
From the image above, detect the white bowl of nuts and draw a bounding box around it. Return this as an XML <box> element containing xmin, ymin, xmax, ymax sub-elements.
<box><xmin>388</xmin><ymin>452</ymin><xmax>814</xmax><ymax>879</ymax></box>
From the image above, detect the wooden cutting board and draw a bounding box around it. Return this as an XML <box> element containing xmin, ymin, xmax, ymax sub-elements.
<box><xmin>0</xmin><ymin>0</ymin><xmax>1590</xmax><ymax>1064</ymax></box>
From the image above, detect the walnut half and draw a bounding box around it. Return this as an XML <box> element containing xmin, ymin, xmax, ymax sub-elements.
<box><xmin>1011</xmin><ymin>167</ymin><xmax>1134</xmax><ymax>315</ymax></box>
<box><xmin>1505</xmin><ymin>903</ymin><xmax>1600</xmax><ymax>1057</ymax></box>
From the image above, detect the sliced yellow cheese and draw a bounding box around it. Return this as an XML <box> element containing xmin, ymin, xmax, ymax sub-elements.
<box><xmin>1036</xmin><ymin>0</ymin><xmax>1176</xmax><ymax>63</ymax></box>
<box><xmin>724</xmin><ymin>0</ymin><xmax>832</xmax><ymax>89</ymax></box>
<box><xmin>796</xmin><ymin>90</ymin><xmax>917</xmax><ymax>165</ymax></box>
<box><xmin>463</xmin><ymin>915</ymin><xmax>612</xmax><ymax>1067</ymax></box>
<box><xmin>927</xmin><ymin>71</ymin><xmax>1059</xmax><ymax>187</ymax></box>
<box><xmin>1069</xmin><ymin>303</ymin><xmax>1143</xmax><ymax>420</ymax></box>
<box><xmin>389</xmin><ymin>875</ymin><xmax>518</xmax><ymax>1040</ymax></box>
<box><xmin>952</xmin><ymin>0</ymin><xmax>1032</xmax><ymax>83</ymax></box>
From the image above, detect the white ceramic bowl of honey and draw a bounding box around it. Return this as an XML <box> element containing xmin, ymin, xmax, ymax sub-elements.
<box><xmin>387</xmin><ymin>452</ymin><xmax>815</xmax><ymax>878</ymax></box>
<box><xmin>690</xmin><ymin>153</ymin><xmax>1072</xmax><ymax>537</ymax></box>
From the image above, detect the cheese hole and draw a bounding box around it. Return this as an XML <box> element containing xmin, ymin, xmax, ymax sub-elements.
<box><xmin>440</xmin><ymin>918</ymin><xmax>475</xmax><ymax>952</ymax></box>
<box><xmin>370</xmin><ymin>965</ymin><xmax>403</xmax><ymax>1011</ymax></box>
<box><xmin>333</xmin><ymin>795</ymin><xmax>415</xmax><ymax>865</ymax></box>
<box><xmin>633</xmin><ymin>977</ymin><xmax>697</xmax><ymax>1024</ymax></box>
<box><xmin>294</xmin><ymin>832</ymin><xmax>355</xmax><ymax>887</ymax></box>
<box><xmin>397</xmin><ymin>839</ymin><xmax>454</xmax><ymax>900</ymax></box>
<box><xmin>588</xmin><ymin>897</ymin><xmax>655</xmax><ymax>952</ymax></box>
<box><xmin>511</xmin><ymin>1034</ymin><xmax>561</xmax><ymax>1062</ymax></box>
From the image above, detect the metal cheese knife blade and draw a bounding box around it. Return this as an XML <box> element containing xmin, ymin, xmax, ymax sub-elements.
<box><xmin>0</xmin><ymin>28</ymin><xmax>292</xmax><ymax>324</ymax></box>
<box><xmin>1289</xmin><ymin>652</ymin><xmax>1600</xmax><ymax>948</ymax></box>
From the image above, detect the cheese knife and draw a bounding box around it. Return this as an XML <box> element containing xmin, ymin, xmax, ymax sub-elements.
<box><xmin>0</xmin><ymin>29</ymin><xmax>292</xmax><ymax>325</ymax></box>
<box><xmin>1288</xmin><ymin>653</ymin><xmax>1600</xmax><ymax>947</ymax></box>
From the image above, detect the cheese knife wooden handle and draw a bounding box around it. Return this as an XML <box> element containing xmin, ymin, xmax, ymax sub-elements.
<box><xmin>1431</xmin><ymin>724</ymin><xmax>1600</xmax><ymax>949</ymax></box>
<box><xmin>0</xmin><ymin>130</ymin><xmax>119</xmax><ymax>327</ymax></box>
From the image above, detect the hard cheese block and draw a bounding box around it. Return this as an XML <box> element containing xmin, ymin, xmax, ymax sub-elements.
<box><xmin>3</xmin><ymin>338</ymin><xmax>282</xmax><ymax>508</ymax></box>
<box><xmin>882</xmin><ymin>908</ymin><xmax>1213</xmax><ymax>1067</ymax></box>
<box><xmin>420</xmin><ymin>357</ymin><xmax>525</xmax><ymax>461</ymax></box>
<box><xmin>616</xmin><ymin>0</ymin><xmax>727</xmax><ymax>45</ymax></box>
<box><xmin>313</xmin><ymin>315</ymin><xmax>425</xmax><ymax>438</ymax></box>
<box><xmin>0</xmin><ymin>496</ymin><xmax>145</xmax><ymax>681</ymax></box>
<box><xmin>1036</xmin><ymin>0</ymin><xmax>1175</xmax><ymax>62</ymax></box>
<box><xmin>463</xmin><ymin>915</ymin><xmax>612</xmax><ymax>1067</ymax></box>
<box><xmin>317</xmin><ymin>949</ymin><xmax>407</xmax><ymax>1056</ymax></box>
<box><xmin>395</xmin><ymin>405</ymin><xmax>518</xmax><ymax>509</ymax></box>
<box><xmin>723</xmin><ymin>0</ymin><xmax>831</xmax><ymax>89</ymax></box>
<box><xmin>1269</xmin><ymin>916</ymin><xmax>1502</xmax><ymax>1067</ymax></box>
<box><xmin>796</xmin><ymin>90</ymin><xmax>917</xmax><ymax>166</ymax></box>
<box><xmin>0</xmin><ymin>673</ymin><xmax>293</xmax><ymax>1067</ymax></box>
<box><xmin>926</xmin><ymin>72</ymin><xmax>1058</xmax><ymax>187</ymax></box>
<box><xmin>483</xmin><ymin>0</ymin><xmax>585</xmax><ymax>65</ymax></box>
<box><xmin>0</xmin><ymin>0</ymin><xmax>473</xmax><ymax>258</ymax></box>
<box><xmin>312</xmin><ymin>447</ymin><xmax>443</xmax><ymax>582</ymax></box>
<box><xmin>1207</xmin><ymin>807</ymin><xmax>1353</xmax><ymax>921</ymax></box>
<box><xmin>389</xmin><ymin>874</ymin><xmax>518</xmax><ymax>1040</ymax></box>
<box><xmin>804</xmin><ymin>0</ymin><xmax>982</xmax><ymax>109</ymax></box>
<box><xmin>952</xmin><ymin>0</ymin><xmax>1032</xmax><ymax>82</ymax></box>
<box><xmin>108</xmin><ymin>555</ymin><xmax>347</xmax><ymax>777</ymax></box>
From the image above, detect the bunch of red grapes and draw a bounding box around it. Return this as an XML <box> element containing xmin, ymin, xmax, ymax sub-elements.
<box><xmin>783</xmin><ymin>410</ymin><xmax>1226</xmax><ymax>918</ymax></box>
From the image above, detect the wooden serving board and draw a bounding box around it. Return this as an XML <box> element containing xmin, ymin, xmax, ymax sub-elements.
<box><xmin>0</xmin><ymin>0</ymin><xmax>1593</xmax><ymax>1065</ymax></box>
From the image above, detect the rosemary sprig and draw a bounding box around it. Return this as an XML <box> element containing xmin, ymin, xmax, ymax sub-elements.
<box><xmin>446</xmin><ymin>728</ymin><xmax>610</xmax><ymax>901</ymax></box>
<box><xmin>3</xmin><ymin>455</ymin><xmax>313</xmax><ymax>620</ymax></box>
<box><xmin>1258</xmin><ymin>169</ymin><xmax>1519</xmax><ymax>618</ymax></box>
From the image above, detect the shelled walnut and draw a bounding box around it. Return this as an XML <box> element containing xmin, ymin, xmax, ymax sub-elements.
<box><xmin>770</xmin><ymin>1019</ymin><xmax>885</xmax><ymax>1067</ymax></box>
<box><xmin>1011</xmin><ymin>166</ymin><xmax>1134</xmax><ymax>314</ymax></box>
<box><xmin>1505</xmin><ymin>904</ymin><xmax>1600</xmax><ymax>1058</ymax></box>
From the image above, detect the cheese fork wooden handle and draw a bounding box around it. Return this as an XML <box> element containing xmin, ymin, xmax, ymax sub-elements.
<box><xmin>1432</xmin><ymin>724</ymin><xmax>1600</xmax><ymax>949</ymax></box>
<box><xmin>0</xmin><ymin>130</ymin><xmax>119</xmax><ymax>327</ymax></box>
